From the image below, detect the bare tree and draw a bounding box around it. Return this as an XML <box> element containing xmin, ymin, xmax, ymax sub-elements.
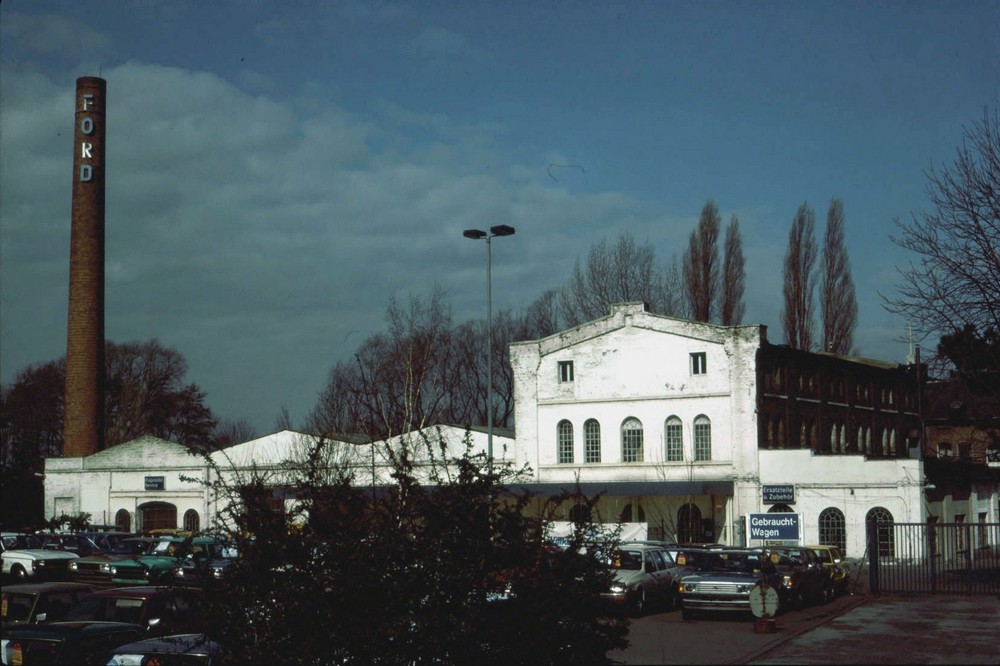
<box><xmin>820</xmin><ymin>198</ymin><xmax>858</xmax><ymax>354</ymax></box>
<box><xmin>782</xmin><ymin>203</ymin><xmax>818</xmax><ymax>350</ymax></box>
<box><xmin>883</xmin><ymin>108</ymin><xmax>1000</xmax><ymax>341</ymax></box>
<box><xmin>559</xmin><ymin>229</ymin><xmax>669</xmax><ymax>326</ymax></box>
<box><xmin>214</xmin><ymin>418</ymin><xmax>259</xmax><ymax>449</ymax></box>
<box><xmin>721</xmin><ymin>214</ymin><xmax>746</xmax><ymax>325</ymax></box>
<box><xmin>520</xmin><ymin>289</ymin><xmax>562</xmax><ymax>339</ymax></box>
<box><xmin>683</xmin><ymin>201</ymin><xmax>721</xmax><ymax>322</ymax></box>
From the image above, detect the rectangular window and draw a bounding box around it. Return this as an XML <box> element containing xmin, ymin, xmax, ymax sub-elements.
<box><xmin>690</xmin><ymin>352</ymin><xmax>707</xmax><ymax>375</ymax></box>
<box><xmin>622</xmin><ymin>423</ymin><xmax>643</xmax><ymax>463</ymax></box>
<box><xmin>665</xmin><ymin>422</ymin><xmax>683</xmax><ymax>462</ymax></box>
<box><xmin>694</xmin><ymin>420</ymin><xmax>712</xmax><ymax>461</ymax></box>
<box><xmin>557</xmin><ymin>421</ymin><xmax>574</xmax><ymax>464</ymax></box>
<box><xmin>558</xmin><ymin>360</ymin><xmax>574</xmax><ymax>383</ymax></box>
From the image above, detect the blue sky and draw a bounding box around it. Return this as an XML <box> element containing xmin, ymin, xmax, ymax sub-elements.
<box><xmin>2</xmin><ymin>1</ymin><xmax>998</xmax><ymax>434</ymax></box>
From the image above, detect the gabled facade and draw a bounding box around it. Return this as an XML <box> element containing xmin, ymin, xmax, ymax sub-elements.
<box><xmin>509</xmin><ymin>302</ymin><xmax>927</xmax><ymax>556</ymax></box>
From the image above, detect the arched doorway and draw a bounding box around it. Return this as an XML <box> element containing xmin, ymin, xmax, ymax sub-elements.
<box><xmin>677</xmin><ymin>503</ymin><xmax>702</xmax><ymax>544</ymax></box>
<box><xmin>139</xmin><ymin>501</ymin><xmax>177</xmax><ymax>532</ymax></box>
<box><xmin>768</xmin><ymin>503</ymin><xmax>794</xmax><ymax>513</ymax></box>
<box><xmin>115</xmin><ymin>508</ymin><xmax>131</xmax><ymax>532</ymax></box>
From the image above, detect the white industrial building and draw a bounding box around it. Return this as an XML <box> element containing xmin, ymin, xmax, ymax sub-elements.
<box><xmin>46</xmin><ymin>301</ymin><xmax>990</xmax><ymax>559</ymax></box>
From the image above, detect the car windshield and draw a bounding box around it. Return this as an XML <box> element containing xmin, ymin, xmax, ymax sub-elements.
<box><xmin>2</xmin><ymin>534</ymin><xmax>44</xmax><ymax>550</ymax></box>
<box><xmin>672</xmin><ymin>549</ymin><xmax>712</xmax><ymax>568</ymax></box>
<box><xmin>2</xmin><ymin>592</ymin><xmax>37</xmax><ymax>622</ymax></box>
<box><xmin>699</xmin><ymin>552</ymin><xmax>764</xmax><ymax>574</ymax></box>
<box><xmin>612</xmin><ymin>549</ymin><xmax>643</xmax><ymax>571</ymax></box>
<box><xmin>113</xmin><ymin>540</ymin><xmax>155</xmax><ymax>556</ymax></box>
<box><xmin>151</xmin><ymin>540</ymin><xmax>182</xmax><ymax>556</ymax></box>
<box><xmin>814</xmin><ymin>549</ymin><xmax>834</xmax><ymax>564</ymax></box>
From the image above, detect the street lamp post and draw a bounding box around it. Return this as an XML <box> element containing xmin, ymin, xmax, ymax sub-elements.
<box><xmin>463</xmin><ymin>224</ymin><xmax>515</xmax><ymax>475</ymax></box>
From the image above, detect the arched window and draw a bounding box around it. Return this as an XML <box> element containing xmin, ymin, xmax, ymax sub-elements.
<box><xmin>115</xmin><ymin>508</ymin><xmax>131</xmax><ymax>532</ymax></box>
<box><xmin>866</xmin><ymin>507</ymin><xmax>895</xmax><ymax>557</ymax></box>
<box><xmin>584</xmin><ymin>419</ymin><xmax>601</xmax><ymax>463</ymax></box>
<box><xmin>621</xmin><ymin>418</ymin><xmax>643</xmax><ymax>463</ymax></box>
<box><xmin>183</xmin><ymin>509</ymin><xmax>200</xmax><ymax>533</ymax></box>
<box><xmin>557</xmin><ymin>420</ymin><xmax>574</xmax><ymax>464</ymax></box>
<box><xmin>768</xmin><ymin>503</ymin><xmax>793</xmax><ymax>513</ymax></box>
<box><xmin>694</xmin><ymin>415</ymin><xmax>712</xmax><ymax>461</ymax></box>
<box><xmin>819</xmin><ymin>507</ymin><xmax>847</xmax><ymax>554</ymax></box>
<box><xmin>665</xmin><ymin>416</ymin><xmax>683</xmax><ymax>462</ymax></box>
<box><xmin>677</xmin><ymin>503</ymin><xmax>702</xmax><ymax>544</ymax></box>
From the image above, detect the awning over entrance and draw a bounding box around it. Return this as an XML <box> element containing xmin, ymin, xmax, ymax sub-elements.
<box><xmin>509</xmin><ymin>480</ymin><xmax>735</xmax><ymax>498</ymax></box>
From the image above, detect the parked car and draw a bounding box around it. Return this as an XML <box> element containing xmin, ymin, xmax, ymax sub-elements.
<box><xmin>0</xmin><ymin>621</ymin><xmax>145</xmax><ymax>666</ymax></box>
<box><xmin>172</xmin><ymin>542</ymin><xmax>239</xmax><ymax>587</ymax></box>
<box><xmin>104</xmin><ymin>633</ymin><xmax>223</xmax><ymax>665</ymax></box>
<box><xmin>61</xmin><ymin>587</ymin><xmax>202</xmax><ymax>637</ymax></box>
<box><xmin>678</xmin><ymin>548</ymin><xmax>782</xmax><ymax>619</ymax></box>
<box><xmin>70</xmin><ymin>538</ymin><xmax>160</xmax><ymax>586</ymax></box>
<box><xmin>767</xmin><ymin>546</ymin><xmax>833</xmax><ymax>607</ymax></box>
<box><xmin>36</xmin><ymin>533</ymin><xmax>106</xmax><ymax>558</ymax></box>
<box><xmin>601</xmin><ymin>542</ymin><xmax>683</xmax><ymax>616</ymax></box>
<box><xmin>109</xmin><ymin>537</ymin><xmax>220</xmax><ymax>586</ymax></box>
<box><xmin>1</xmin><ymin>533</ymin><xmax>79</xmax><ymax>582</ymax></box>
<box><xmin>1</xmin><ymin>582</ymin><xmax>95</xmax><ymax>628</ymax></box>
<box><xmin>808</xmin><ymin>544</ymin><xmax>851</xmax><ymax>597</ymax></box>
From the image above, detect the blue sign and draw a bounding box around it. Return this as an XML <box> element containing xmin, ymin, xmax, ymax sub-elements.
<box><xmin>748</xmin><ymin>513</ymin><xmax>800</xmax><ymax>541</ymax></box>
<box><xmin>763</xmin><ymin>484</ymin><xmax>795</xmax><ymax>504</ymax></box>
<box><xmin>144</xmin><ymin>476</ymin><xmax>165</xmax><ymax>491</ymax></box>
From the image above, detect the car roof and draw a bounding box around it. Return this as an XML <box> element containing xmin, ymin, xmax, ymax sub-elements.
<box><xmin>110</xmin><ymin>633</ymin><xmax>220</xmax><ymax>656</ymax></box>
<box><xmin>1</xmin><ymin>582</ymin><xmax>94</xmax><ymax>594</ymax></box>
<box><xmin>2</xmin><ymin>621</ymin><xmax>145</xmax><ymax>638</ymax></box>
<box><xmin>84</xmin><ymin>586</ymin><xmax>184</xmax><ymax>599</ymax></box>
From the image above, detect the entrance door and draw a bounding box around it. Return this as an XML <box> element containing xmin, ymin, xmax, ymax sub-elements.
<box><xmin>139</xmin><ymin>502</ymin><xmax>177</xmax><ymax>532</ymax></box>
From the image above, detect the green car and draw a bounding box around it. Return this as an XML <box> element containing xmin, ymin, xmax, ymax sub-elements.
<box><xmin>109</xmin><ymin>537</ymin><xmax>220</xmax><ymax>586</ymax></box>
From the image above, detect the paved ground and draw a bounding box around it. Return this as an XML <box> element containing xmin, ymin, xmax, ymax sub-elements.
<box><xmin>744</xmin><ymin>595</ymin><xmax>1000</xmax><ymax>665</ymax></box>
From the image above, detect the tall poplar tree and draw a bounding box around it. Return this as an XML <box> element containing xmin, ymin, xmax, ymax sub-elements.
<box><xmin>782</xmin><ymin>203</ymin><xmax>818</xmax><ymax>350</ymax></box>
<box><xmin>721</xmin><ymin>214</ymin><xmax>746</xmax><ymax>325</ymax></box>
<box><xmin>683</xmin><ymin>200</ymin><xmax>721</xmax><ymax>322</ymax></box>
<box><xmin>820</xmin><ymin>198</ymin><xmax>858</xmax><ymax>354</ymax></box>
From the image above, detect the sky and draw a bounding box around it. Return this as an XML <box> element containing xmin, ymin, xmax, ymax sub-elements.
<box><xmin>2</xmin><ymin>1</ymin><xmax>998</xmax><ymax>435</ymax></box>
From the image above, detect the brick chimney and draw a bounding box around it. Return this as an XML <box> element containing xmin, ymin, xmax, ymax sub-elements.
<box><xmin>64</xmin><ymin>76</ymin><xmax>106</xmax><ymax>457</ymax></box>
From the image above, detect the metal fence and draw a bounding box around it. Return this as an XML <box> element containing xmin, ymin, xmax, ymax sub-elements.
<box><xmin>867</xmin><ymin>521</ymin><xmax>1000</xmax><ymax>594</ymax></box>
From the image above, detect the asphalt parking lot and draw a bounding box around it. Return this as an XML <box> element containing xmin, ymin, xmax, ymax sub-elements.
<box><xmin>609</xmin><ymin>593</ymin><xmax>1000</xmax><ymax>665</ymax></box>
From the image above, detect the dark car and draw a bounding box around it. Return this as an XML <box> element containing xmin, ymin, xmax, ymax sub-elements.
<box><xmin>172</xmin><ymin>542</ymin><xmax>239</xmax><ymax>587</ymax></box>
<box><xmin>767</xmin><ymin>546</ymin><xmax>833</xmax><ymax>607</ymax></box>
<box><xmin>61</xmin><ymin>587</ymin><xmax>202</xmax><ymax>637</ymax></box>
<box><xmin>1</xmin><ymin>582</ymin><xmax>95</xmax><ymax>628</ymax></box>
<box><xmin>104</xmin><ymin>633</ymin><xmax>223</xmax><ymax>666</ymax></box>
<box><xmin>69</xmin><ymin>538</ymin><xmax>160</xmax><ymax>587</ymax></box>
<box><xmin>678</xmin><ymin>548</ymin><xmax>783</xmax><ymax>619</ymax></box>
<box><xmin>0</xmin><ymin>621</ymin><xmax>145</xmax><ymax>666</ymax></box>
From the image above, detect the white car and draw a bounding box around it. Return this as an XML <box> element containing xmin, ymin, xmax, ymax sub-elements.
<box><xmin>0</xmin><ymin>533</ymin><xmax>79</xmax><ymax>581</ymax></box>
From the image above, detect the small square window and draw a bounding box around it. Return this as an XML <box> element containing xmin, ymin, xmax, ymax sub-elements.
<box><xmin>690</xmin><ymin>352</ymin><xmax>707</xmax><ymax>375</ymax></box>
<box><xmin>558</xmin><ymin>360</ymin><xmax>574</xmax><ymax>383</ymax></box>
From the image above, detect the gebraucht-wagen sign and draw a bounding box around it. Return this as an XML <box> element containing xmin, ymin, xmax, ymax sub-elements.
<box><xmin>747</xmin><ymin>513</ymin><xmax>801</xmax><ymax>541</ymax></box>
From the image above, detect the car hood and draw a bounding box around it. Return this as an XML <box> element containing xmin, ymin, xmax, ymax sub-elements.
<box><xmin>682</xmin><ymin>570</ymin><xmax>763</xmax><ymax>584</ymax></box>
<box><xmin>2</xmin><ymin>549</ymin><xmax>79</xmax><ymax>560</ymax></box>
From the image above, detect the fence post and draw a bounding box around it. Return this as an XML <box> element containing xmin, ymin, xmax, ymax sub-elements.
<box><xmin>867</xmin><ymin>519</ymin><xmax>879</xmax><ymax>593</ymax></box>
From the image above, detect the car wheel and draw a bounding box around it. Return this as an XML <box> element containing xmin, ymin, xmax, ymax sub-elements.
<box><xmin>12</xmin><ymin>564</ymin><xmax>28</xmax><ymax>579</ymax></box>
<box><xmin>630</xmin><ymin>587</ymin><xmax>646</xmax><ymax>617</ymax></box>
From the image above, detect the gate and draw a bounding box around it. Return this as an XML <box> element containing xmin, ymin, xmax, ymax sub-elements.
<box><xmin>867</xmin><ymin>521</ymin><xmax>1000</xmax><ymax>594</ymax></box>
